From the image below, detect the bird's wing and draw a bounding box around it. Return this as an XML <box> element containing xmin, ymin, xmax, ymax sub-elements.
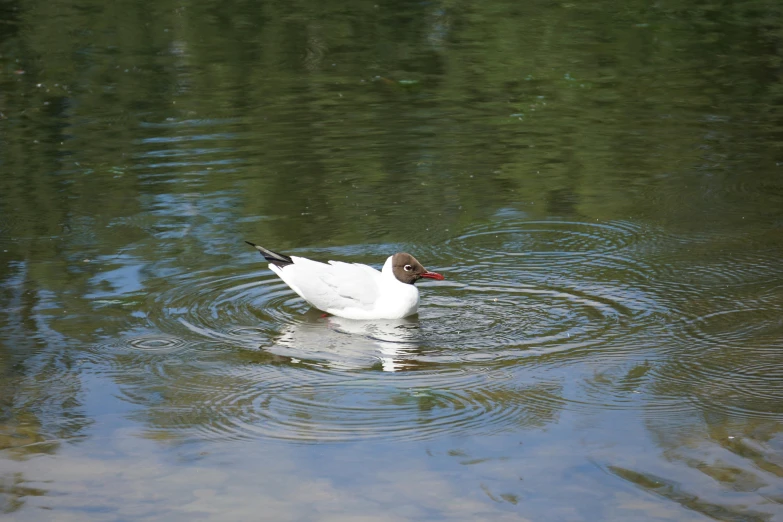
<box><xmin>271</xmin><ymin>257</ymin><xmax>381</xmax><ymax>313</ymax></box>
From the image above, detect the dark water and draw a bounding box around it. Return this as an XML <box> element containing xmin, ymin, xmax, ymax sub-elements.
<box><xmin>2</xmin><ymin>0</ymin><xmax>783</xmax><ymax>519</ymax></box>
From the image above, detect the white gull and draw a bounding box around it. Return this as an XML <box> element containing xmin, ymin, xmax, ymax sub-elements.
<box><xmin>246</xmin><ymin>242</ymin><xmax>444</xmax><ymax>320</ymax></box>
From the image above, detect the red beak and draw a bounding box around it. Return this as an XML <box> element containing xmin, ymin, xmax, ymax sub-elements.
<box><xmin>420</xmin><ymin>271</ymin><xmax>445</xmax><ymax>281</ymax></box>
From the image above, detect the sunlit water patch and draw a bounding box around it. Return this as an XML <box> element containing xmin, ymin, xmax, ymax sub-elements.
<box><xmin>603</xmin><ymin>415</ymin><xmax>783</xmax><ymax>522</ymax></box>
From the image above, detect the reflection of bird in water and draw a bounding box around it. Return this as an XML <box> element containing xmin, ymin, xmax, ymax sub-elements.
<box><xmin>264</xmin><ymin>310</ymin><xmax>430</xmax><ymax>372</ymax></box>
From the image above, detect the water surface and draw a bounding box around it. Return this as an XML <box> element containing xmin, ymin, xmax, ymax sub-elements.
<box><xmin>2</xmin><ymin>0</ymin><xmax>783</xmax><ymax>520</ymax></box>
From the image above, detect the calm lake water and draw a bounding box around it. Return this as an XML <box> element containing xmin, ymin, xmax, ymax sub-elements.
<box><xmin>2</xmin><ymin>0</ymin><xmax>783</xmax><ymax>520</ymax></box>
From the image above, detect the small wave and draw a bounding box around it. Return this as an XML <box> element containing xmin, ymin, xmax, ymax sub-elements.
<box><xmin>441</xmin><ymin>219</ymin><xmax>645</xmax><ymax>268</ymax></box>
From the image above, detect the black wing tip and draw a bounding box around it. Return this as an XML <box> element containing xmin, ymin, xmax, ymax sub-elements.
<box><xmin>245</xmin><ymin>241</ymin><xmax>294</xmax><ymax>267</ymax></box>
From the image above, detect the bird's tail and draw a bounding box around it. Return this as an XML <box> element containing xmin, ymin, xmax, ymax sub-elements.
<box><xmin>245</xmin><ymin>241</ymin><xmax>294</xmax><ymax>267</ymax></box>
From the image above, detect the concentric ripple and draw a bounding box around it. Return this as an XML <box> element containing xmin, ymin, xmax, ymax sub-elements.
<box><xmin>421</xmin><ymin>281</ymin><xmax>634</xmax><ymax>360</ymax></box>
<box><xmin>654</xmin><ymin>302</ymin><xmax>783</xmax><ymax>418</ymax></box>
<box><xmin>136</xmin><ymin>364</ymin><xmax>565</xmax><ymax>442</ymax></box>
<box><xmin>440</xmin><ymin>219</ymin><xmax>645</xmax><ymax>269</ymax></box>
<box><xmin>128</xmin><ymin>336</ymin><xmax>187</xmax><ymax>352</ymax></box>
<box><xmin>89</xmin><ymin>215</ymin><xmax>783</xmax><ymax>442</ymax></box>
<box><xmin>674</xmin><ymin>307</ymin><xmax>783</xmax><ymax>349</ymax></box>
<box><xmin>107</xmin><ymin>221</ymin><xmax>656</xmax><ymax>441</ymax></box>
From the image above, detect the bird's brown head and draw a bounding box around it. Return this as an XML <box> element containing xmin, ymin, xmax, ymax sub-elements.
<box><xmin>391</xmin><ymin>253</ymin><xmax>445</xmax><ymax>285</ymax></box>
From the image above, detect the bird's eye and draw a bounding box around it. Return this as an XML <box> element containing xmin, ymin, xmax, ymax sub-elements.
<box><xmin>404</xmin><ymin>264</ymin><xmax>413</xmax><ymax>271</ymax></box>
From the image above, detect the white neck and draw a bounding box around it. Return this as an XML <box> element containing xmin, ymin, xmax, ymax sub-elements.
<box><xmin>376</xmin><ymin>255</ymin><xmax>420</xmax><ymax>318</ymax></box>
<box><xmin>381</xmin><ymin>256</ymin><xmax>395</xmax><ymax>278</ymax></box>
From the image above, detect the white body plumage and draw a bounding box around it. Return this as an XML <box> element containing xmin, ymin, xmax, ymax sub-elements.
<box><xmin>271</xmin><ymin>256</ymin><xmax>421</xmax><ymax>320</ymax></box>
